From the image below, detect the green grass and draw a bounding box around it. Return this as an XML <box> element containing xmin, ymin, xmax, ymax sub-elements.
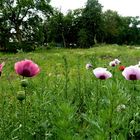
<box><xmin>0</xmin><ymin>45</ymin><xmax>140</xmax><ymax>139</ymax></box>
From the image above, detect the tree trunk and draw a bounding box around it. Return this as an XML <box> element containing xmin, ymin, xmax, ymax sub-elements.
<box><xmin>16</xmin><ymin>25</ymin><xmax>22</xmax><ymax>43</ymax></box>
<box><xmin>62</xmin><ymin>32</ymin><xmax>66</xmax><ymax>48</ymax></box>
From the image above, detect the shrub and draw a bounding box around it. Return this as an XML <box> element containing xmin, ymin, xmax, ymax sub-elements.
<box><xmin>3</xmin><ymin>42</ymin><xmax>35</xmax><ymax>52</ymax></box>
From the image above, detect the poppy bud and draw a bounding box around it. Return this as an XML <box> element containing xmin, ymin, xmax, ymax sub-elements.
<box><xmin>17</xmin><ymin>91</ymin><xmax>25</xmax><ymax>101</ymax></box>
<box><xmin>21</xmin><ymin>79</ymin><xmax>28</xmax><ymax>87</ymax></box>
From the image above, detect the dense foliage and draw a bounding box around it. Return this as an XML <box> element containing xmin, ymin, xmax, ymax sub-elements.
<box><xmin>1</xmin><ymin>0</ymin><xmax>140</xmax><ymax>51</ymax></box>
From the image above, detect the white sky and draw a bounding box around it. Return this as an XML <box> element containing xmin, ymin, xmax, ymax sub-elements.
<box><xmin>50</xmin><ymin>0</ymin><xmax>140</xmax><ymax>17</ymax></box>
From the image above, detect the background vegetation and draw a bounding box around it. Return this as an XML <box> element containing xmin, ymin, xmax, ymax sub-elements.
<box><xmin>0</xmin><ymin>45</ymin><xmax>140</xmax><ymax>139</ymax></box>
<box><xmin>1</xmin><ymin>0</ymin><xmax>140</xmax><ymax>52</ymax></box>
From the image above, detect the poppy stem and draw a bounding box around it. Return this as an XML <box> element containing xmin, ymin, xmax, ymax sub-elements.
<box><xmin>132</xmin><ymin>81</ymin><xmax>136</xmax><ymax>117</ymax></box>
<box><xmin>23</xmin><ymin>91</ymin><xmax>26</xmax><ymax>140</ymax></box>
<box><xmin>129</xmin><ymin>81</ymin><xmax>137</xmax><ymax>138</ymax></box>
<box><xmin>95</xmin><ymin>80</ymin><xmax>100</xmax><ymax>116</ymax></box>
<box><xmin>63</xmin><ymin>56</ymin><xmax>69</xmax><ymax>99</ymax></box>
<box><xmin>21</xmin><ymin>87</ymin><xmax>27</xmax><ymax>140</ymax></box>
<box><xmin>20</xmin><ymin>101</ymin><xmax>24</xmax><ymax>139</ymax></box>
<box><xmin>108</xmin><ymin>88</ymin><xmax>113</xmax><ymax>140</ymax></box>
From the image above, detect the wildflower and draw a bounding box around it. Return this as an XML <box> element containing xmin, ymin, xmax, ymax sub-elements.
<box><xmin>114</xmin><ymin>59</ymin><xmax>121</xmax><ymax>65</ymax></box>
<box><xmin>109</xmin><ymin>61</ymin><xmax>116</xmax><ymax>67</ymax></box>
<box><xmin>0</xmin><ymin>62</ymin><xmax>5</xmax><ymax>76</ymax></box>
<box><xmin>119</xmin><ymin>65</ymin><xmax>125</xmax><ymax>71</ymax></box>
<box><xmin>122</xmin><ymin>65</ymin><xmax>140</xmax><ymax>80</ymax></box>
<box><xmin>15</xmin><ymin>59</ymin><xmax>40</xmax><ymax>77</ymax></box>
<box><xmin>93</xmin><ymin>67</ymin><xmax>112</xmax><ymax>80</ymax></box>
<box><xmin>86</xmin><ymin>63</ymin><xmax>93</xmax><ymax>69</ymax></box>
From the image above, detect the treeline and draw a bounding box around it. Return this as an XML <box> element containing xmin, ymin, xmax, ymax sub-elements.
<box><xmin>1</xmin><ymin>0</ymin><xmax>140</xmax><ymax>52</ymax></box>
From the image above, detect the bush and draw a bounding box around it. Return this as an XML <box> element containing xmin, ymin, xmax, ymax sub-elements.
<box><xmin>47</xmin><ymin>42</ymin><xmax>63</xmax><ymax>49</ymax></box>
<box><xmin>77</xmin><ymin>29</ymin><xmax>90</xmax><ymax>48</ymax></box>
<box><xmin>3</xmin><ymin>42</ymin><xmax>35</xmax><ymax>52</ymax></box>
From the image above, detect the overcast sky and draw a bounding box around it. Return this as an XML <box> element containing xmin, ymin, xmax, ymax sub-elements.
<box><xmin>50</xmin><ymin>0</ymin><xmax>140</xmax><ymax>17</ymax></box>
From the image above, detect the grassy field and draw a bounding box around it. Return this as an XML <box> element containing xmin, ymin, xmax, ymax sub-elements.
<box><xmin>1</xmin><ymin>45</ymin><xmax>140</xmax><ymax>140</ymax></box>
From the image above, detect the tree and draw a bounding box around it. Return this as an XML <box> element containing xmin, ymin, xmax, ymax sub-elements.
<box><xmin>46</xmin><ymin>8</ymin><xmax>85</xmax><ymax>48</ymax></box>
<box><xmin>81</xmin><ymin>0</ymin><xmax>103</xmax><ymax>47</ymax></box>
<box><xmin>0</xmin><ymin>0</ymin><xmax>53</xmax><ymax>50</ymax></box>
<box><xmin>102</xmin><ymin>10</ymin><xmax>122</xmax><ymax>44</ymax></box>
<box><xmin>78</xmin><ymin>28</ymin><xmax>89</xmax><ymax>48</ymax></box>
<box><xmin>0</xmin><ymin>11</ymin><xmax>11</xmax><ymax>50</ymax></box>
<box><xmin>102</xmin><ymin>10</ymin><xmax>140</xmax><ymax>45</ymax></box>
<box><xmin>46</xmin><ymin>10</ymin><xmax>66</xmax><ymax>47</ymax></box>
<box><xmin>128</xmin><ymin>16</ymin><xmax>140</xmax><ymax>44</ymax></box>
<box><xmin>66</xmin><ymin>9</ymin><xmax>83</xmax><ymax>47</ymax></box>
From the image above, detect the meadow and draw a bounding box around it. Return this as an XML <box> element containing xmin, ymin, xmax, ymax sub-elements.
<box><xmin>1</xmin><ymin>45</ymin><xmax>140</xmax><ymax>140</ymax></box>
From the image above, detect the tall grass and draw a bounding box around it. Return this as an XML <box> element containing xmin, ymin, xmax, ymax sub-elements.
<box><xmin>0</xmin><ymin>45</ymin><xmax>140</xmax><ymax>139</ymax></box>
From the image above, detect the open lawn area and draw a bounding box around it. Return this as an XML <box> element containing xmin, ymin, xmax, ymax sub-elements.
<box><xmin>1</xmin><ymin>45</ymin><xmax>140</xmax><ymax>139</ymax></box>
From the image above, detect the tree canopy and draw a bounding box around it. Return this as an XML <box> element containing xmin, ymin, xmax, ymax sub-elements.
<box><xmin>1</xmin><ymin>0</ymin><xmax>140</xmax><ymax>52</ymax></box>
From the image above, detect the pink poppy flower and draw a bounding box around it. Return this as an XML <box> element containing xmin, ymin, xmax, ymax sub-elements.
<box><xmin>86</xmin><ymin>63</ymin><xmax>93</xmax><ymax>69</ymax></box>
<box><xmin>93</xmin><ymin>67</ymin><xmax>112</xmax><ymax>80</ymax></box>
<box><xmin>122</xmin><ymin>66</ymin><xmax>140</xmax><ymax>80</ymax></box>
<box><xmin>0</xmin><ymin>62</ymin><xmax>5</xmax><ymax>76</ymax></box>
<box><xmin>109</xmin><ymin>61</ymin><xmax>116</xmax><ymax>67</ymax></box>
<box><xmin>15</xmin><ymin>59</ymin><xmax>40</xmax><ymax>77</ymax></box>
